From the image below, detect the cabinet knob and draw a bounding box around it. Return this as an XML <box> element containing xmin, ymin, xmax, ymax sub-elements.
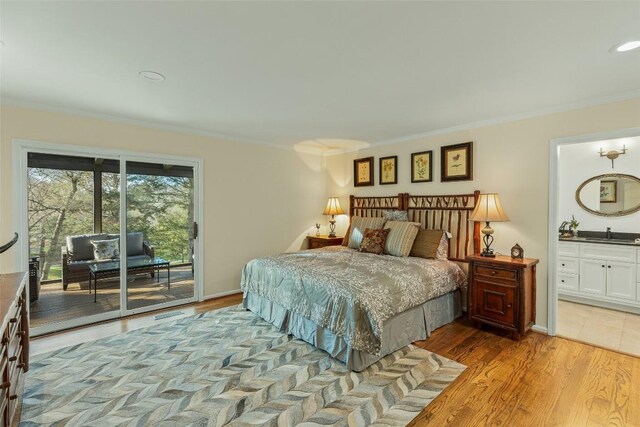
<box><xmin>8</xmin><ymin>356</ymin><xmax>17</xmax><ymax>362</ymax></box>
<box><xmin>562</xmin><ymin>263</ymin><xmax>565</xmax><ymax>267</ymax></box>
<box><xmin>507</xmin><ymin>303</ymin><xmax>512</xmax><ymax>308</ymax></box>
<box><xmin>491</xmin><ymin>270</ymin><xmax>496</xmax><ymax>275</ymax></box>
<box><xmin>607</xmin><ymin>265</ymin><xmax>611</xmax><ymax>269</ymax></box>
<box><xmin>8</xmin><ymin>318</ymin><xmax>17</xmax><ymax>324</ymax></box>
<box><xmin>561</xmin><ymin>280</ymin><xmax>565</xmax><ymax>283</ymax></box>
<box><xmin>601</xmin><ymin>265</ymin><xmax>605</xmax><ymax>268</ymax></box>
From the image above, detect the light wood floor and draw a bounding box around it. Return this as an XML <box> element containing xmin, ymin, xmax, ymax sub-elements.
<box><xmin>31</xmin><ymin>294</ymin><xmax>640</xmax><ymax>426</ymax></box>
<box><xmin>30</xmin><ymin>265</ymin><xmax>194</xmax><ymax>328</ymax></box>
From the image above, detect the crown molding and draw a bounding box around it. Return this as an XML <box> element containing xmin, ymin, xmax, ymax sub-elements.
<box><xmin>323</xmin><ymin>90</ymin><xmax>640</xmax><ymax>156</ymax></box>
<box><xmin>0</xmin><ymin>97</ymin><xmax>292</xmax><ymax>152</ymax></box>
<box><xmin>3</xmin><ymin>90</ymin><xmax>639</xmax><ymax>158</ymax></box>
<box><xmin>372</xmin><ymin>90</ymin><xmax>640</xmax><ymax>146</ymax></box>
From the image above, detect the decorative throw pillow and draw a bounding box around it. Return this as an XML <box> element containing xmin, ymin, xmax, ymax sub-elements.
<box><xmin>436</xmin><ymin>232</ymin><xmax>450</xmax><ymax>260</ymax></box>
<box><xmin>382</xmin><ymin>210</ymin><xmax>409</xmax><ymax>222</ymax></box>
<box><xmin>358</xmin><ymin>228</ymin><xmax>390</xmax><ymax>255</ymax></box>
<box><xmin>347</xmin><ymin>216</ymin><xmax>387</xmax><ymax>249</ymax></box>
<box><xmin>383</xmin><ymin>221</ymin><xmax>421</xmax><ymax>257</ymax></box>
<box><xmin>91</xmin><ymin>239</ymin><xmax>120</xmax><ymax>260</ymax></box>
<box><xmin>410</xmin><ymin>229</ymin><xmax>445</xmax><ymax>259</ymax></box>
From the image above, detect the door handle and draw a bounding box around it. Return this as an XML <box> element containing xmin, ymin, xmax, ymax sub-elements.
<box><xmin>193</xmin><ymin>222</ymin><xmax>198</xmax><ymax>239</ymax></box>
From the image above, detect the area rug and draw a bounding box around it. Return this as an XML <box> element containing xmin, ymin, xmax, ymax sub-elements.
<box><xmin>22</xmin><ymin>305</ymin><xmax>465</xmax><ymax>426</ymax></box>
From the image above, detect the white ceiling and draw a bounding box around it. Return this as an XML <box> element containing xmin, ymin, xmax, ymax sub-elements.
<box><xmin>1</xmin><ymin>1</ymin><xmax>639</xmax><ymax>149</ymax></box>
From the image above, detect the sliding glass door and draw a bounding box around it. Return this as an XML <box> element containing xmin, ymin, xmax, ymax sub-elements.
<box><xmin>124</xmin><ymin>160</ymin><xmax>196</xmax><ymax>313</ymax></box>
<box><xmin>23</xmin><ymin>144</ymin><xmax>201</xmax><ymax>335</ymax></box>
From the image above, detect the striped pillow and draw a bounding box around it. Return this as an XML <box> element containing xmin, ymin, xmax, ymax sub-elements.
<box><xmin>347</xmin><ymin>216</ymin><xmax>388</xmax><ymax>249</ymax></box>
<box><xmin>383</xmin><ymin>221</ymin><xmax>421</xmax><ymax>257</ymax></box>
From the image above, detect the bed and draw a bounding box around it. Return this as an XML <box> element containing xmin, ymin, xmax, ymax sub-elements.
<box><xmin>241</xmin><ymin>192</ymin><xmax>481</xmax><ymax>371</ymax></box>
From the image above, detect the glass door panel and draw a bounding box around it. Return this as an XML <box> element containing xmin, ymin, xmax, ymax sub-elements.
<box><xmin>125</xmin><ymin>161</ymin><xmax>195</xmax><ymax>311</ymax></box>
<box><xmin>27</xmin><ymin>152</ymin><xmax>122</xmax><ymax>335</ymax></box>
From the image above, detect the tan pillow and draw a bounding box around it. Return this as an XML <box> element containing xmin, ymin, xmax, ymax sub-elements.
<box><xmin>410</xmin><ymin>229</ymin><xmax>445</xmax><ymax>259</ymax></box>
<box><xmin>347</xmin><ymin>216</ymin><xmax>387</xmax><ymax>249</ymax></box>
<box><xmin>383</xmin><ymin>221</ymin><xmax>421</xmax><ymax>257</ymax></box>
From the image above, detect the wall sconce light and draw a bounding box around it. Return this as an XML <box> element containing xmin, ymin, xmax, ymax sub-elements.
<box><xmin>599</xmin><ymin>145</ymin><xmax>627</xmax><ymax>168</ymax></box>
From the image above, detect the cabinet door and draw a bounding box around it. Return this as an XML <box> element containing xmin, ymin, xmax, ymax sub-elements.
<box><xmin>472</xmin><ymin>278</ymin><xmax>517</xmax><ymax>328</ymax></box>
<box><xmin>606</xmin><ymin>261</ymin><xmax>637</xmax><ymax>300</ymax></box>
<box><xmin>579</xmin><ymin>259</ymin><xmax>606</xmax><ymax>295</ymax></box>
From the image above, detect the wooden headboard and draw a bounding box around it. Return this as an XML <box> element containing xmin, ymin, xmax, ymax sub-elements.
<box><xmin>349</xmin><ymin>194</ymin><xmax>404</xmax><ymax>217</ymax></box>
<box><xmin>348</xmin><ymin>191</ymin><xmax>481</xmax><ymax>263</ymax></box>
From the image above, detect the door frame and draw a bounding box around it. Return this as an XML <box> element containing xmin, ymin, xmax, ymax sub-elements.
<box><xmin>547</xmin><ymin>127</ymin><xmax>640</xmax><ymax>336</ymax></box>
<box><xmin>12</xmin><ymin>139</ymin><xmax>205</xmax><ymax>334</ymax></box>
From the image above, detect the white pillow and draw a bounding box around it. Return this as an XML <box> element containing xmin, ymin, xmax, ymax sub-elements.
<box><xmin>347</xmin><ymin>216</ymin><xmax>387</xmax><ymax>249</ymax></box>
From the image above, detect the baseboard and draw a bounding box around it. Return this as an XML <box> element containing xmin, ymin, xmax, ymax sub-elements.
<box><xmin>532</xmin><ymin>324</ymin><xmax>548</xmax><ymax>335</ymax></box>
<box><xmin>203</xmin><ymin>289</ymin><xmax>242</xmax><ymax>300</ymax></box>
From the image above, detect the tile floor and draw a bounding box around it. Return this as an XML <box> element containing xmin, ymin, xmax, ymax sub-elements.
<box><xmin>557</xmin><ymin>299</ymin><xmax>640</xmax><ymax>357</ymax></box>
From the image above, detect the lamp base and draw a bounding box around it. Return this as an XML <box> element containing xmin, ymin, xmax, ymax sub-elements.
<box><xmin>480</xmin><ymin>249</ymin><xmax>496</xmax><ymax>257</ymax></box>
<box><xmin>328</xmin><ymin>219</ymin><xmax>337</xmax><ymax>238</ymax></box>
<box><xmin>480</xmin><ymin>222</ymin><xmax>495</xmax><ymax>257</ymax></box>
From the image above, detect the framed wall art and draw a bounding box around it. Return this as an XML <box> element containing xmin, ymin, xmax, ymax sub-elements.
<box><xmin>411</xmin><ymin>151</ymin><xmax>433</xmax><ymax>183</ymax></box>
<box><xmin>441</xmin><ymin>141</ymin><xmax>473</xmax><ymax>182</ymax></box>
<box><xmin>353</xmin><ymin>156</ymin><xmax>374</xmax><ymax>187</ymax></box>
<box><xmin>600</xmin><ymin>180</ymin><xmax>617</xmax><ymax>203</ymax></box>
<box><xmin>379</xmin><ymin>156</ymin><xmax>397</xmax><ymax>185</ymax></box>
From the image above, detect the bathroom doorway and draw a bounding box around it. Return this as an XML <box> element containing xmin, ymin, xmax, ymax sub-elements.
<box><xmin>548</xmin><ymin>128</ymin><xmax>640</xmax><ymax>356</ymax></box>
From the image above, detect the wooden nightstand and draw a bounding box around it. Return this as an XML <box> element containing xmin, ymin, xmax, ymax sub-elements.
<box><xmin>307</xmin><ymin>235</ymin><xmax>343</xmax><ymax>249</ymax></box>
<box><xmin>467</xmin><ymin>254</ymin><xmax>539</xmax><ymax>340</ymax></box>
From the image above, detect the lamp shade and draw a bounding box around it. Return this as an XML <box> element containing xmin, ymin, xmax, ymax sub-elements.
<box><xmin>469</xmin><ymin>193</ymin><xmax>510</xmax><ymax>222</ymax></box>
<box><xmin>322</xmin><ymin>197</ymin><xmax>345</xmax><ymax>216</ymax></box>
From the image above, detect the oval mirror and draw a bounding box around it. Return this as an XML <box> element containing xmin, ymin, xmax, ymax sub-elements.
<box><xmin>576</xmin><ymin>173</ymin><xmax>640</xmax><ymax>217</ymax></box>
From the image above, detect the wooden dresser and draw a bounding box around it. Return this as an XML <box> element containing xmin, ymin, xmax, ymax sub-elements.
<box><xmin>467</xmin><ymin>255</ymin><xmax>539</xmax><ymax>340</ymax></box>
<box><xmin>307</xmin><ymin>235</ymin><xmax>343</xmax><ymax>249</ymax></box>
<box><xmin>0</xmin><ymin>272</ymin><xmax>29</xmax><ymax>426</ymax></box>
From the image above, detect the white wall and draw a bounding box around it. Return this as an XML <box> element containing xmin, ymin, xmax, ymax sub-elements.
<box><xmin>325</xmin><ymin>97</ymin><xmax>640</xmax><ymax>328</ymax></box>
<box><xmin>558</xmin><ymin>136</ymin><xmax>640</xmax><ymax>233</ymax></box>
<box><xmin>0</xmin><ymin>106</ymin><xmax>327</xmax><ymax>297</ymax></box>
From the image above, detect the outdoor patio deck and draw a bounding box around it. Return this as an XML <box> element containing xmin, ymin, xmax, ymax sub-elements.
<box><xmin>30</xmin><ymin>264</ymin><xmax>194</xmax><ymax>329</ymax></box>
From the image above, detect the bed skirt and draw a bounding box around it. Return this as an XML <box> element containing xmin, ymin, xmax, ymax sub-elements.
<box><xmin>242</xmin><ymin>289</ymin><xmax>462</xmax><ymax>371</ymax></box>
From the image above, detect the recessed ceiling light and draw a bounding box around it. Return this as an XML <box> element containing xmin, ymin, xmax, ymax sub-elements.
<box><xmin>139</xmin><ymin>70</ymin><xmax>165</xmax><ymax>81</ymax></box>
<box><xmin>611</xmin><ymin>40</ymin><xmax>640</xmax><ymax>53</ymax></box>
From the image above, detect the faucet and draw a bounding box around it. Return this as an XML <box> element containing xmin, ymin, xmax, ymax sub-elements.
<box><xmin>606</xmin><ymin>227</ymin><xmax>612</xmax><ymax>239</ymax></box>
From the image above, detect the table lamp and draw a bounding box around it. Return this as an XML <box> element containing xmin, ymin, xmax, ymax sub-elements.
<box><xmin>322</xmin><ymin>197</ymin><xmax>344</xmax><ymax>237</ymax></box>
<box><xmin>469</xmin><ymin>193</ymin><xmax>509</xmax><ymax>257</ymax></box>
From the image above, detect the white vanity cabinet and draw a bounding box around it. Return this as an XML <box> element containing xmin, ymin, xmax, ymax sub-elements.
<box><xmin>558</xmin><ymin>241</ymin><xmax>639</xmax><ymax>311</ymax></box>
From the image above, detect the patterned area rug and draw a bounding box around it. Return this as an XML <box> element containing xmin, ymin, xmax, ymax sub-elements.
<box><xmin>22</xmin><ymin>305</ymin><xmax>465</xmax><ymax>426</ymax></box>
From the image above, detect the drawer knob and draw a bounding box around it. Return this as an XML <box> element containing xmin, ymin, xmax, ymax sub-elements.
<box><xmin>561</xmin><ymin>280</ymin><xmax>565</xmax><ymax>283</ymax></box>
<box><xmin>608</xmin><ymin>265</ymin><xmax>611</xmax><ymax>269</ymax></box>
<box><xmin>491</xmin><ymin>271</ymin><xmax>497</xmax><ymax>275</ymax></box>
<box><xmin>507</xmin><ymin>303</ymin><xmax>512</xmax><ymax>308</ymax></box>
<box><xmin>602</xmin><ymin>265</ymin><xmax>605</xmax><ymax>268</ymax></box>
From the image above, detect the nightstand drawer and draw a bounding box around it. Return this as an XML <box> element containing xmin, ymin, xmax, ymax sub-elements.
<box><xmin>474</xmin><ymin>264</ymin><xmax>517</xmax><ymax>282</ymax></box>
<box><xmin>472</xmin><ymin>279</ymin><xmax>517</xmax><ymax>327</ymax></box>
<box><xmin>307</xmin><ymin>235</ymin><xmax>343</xmax><ymax>249</ymax></box>
<box><xmin>309</xmin><ymin>240</ymin><xmax>326</xmax><ymax>249</ymax></box>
